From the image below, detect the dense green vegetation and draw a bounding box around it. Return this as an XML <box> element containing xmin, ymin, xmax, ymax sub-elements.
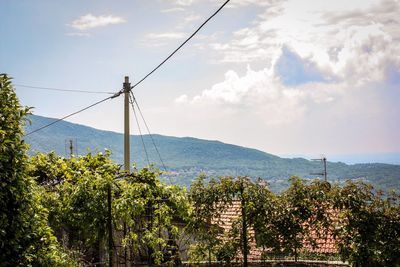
<box><xmin>1</xmin><ymin>74</ymin><xmax>190</xmax><ymax>266</ymax></box>
<box><xmin>29</xmin><ymin>152</ymin><xmax>189</xmax><ymax>266</ymax></box>
<box><xmin>189</xmin><ymin>176</ymin><xmax>400</xmax><ymax>267</ymax></box>
<box><xmin>2</xmin><ymin>75</ymin><xmax>400</xmax><ymax>266</ymax></box>
<box><xmin>0</xmin><ymin>74</ymin><xmax>72</xmax><ymax>266</ymax></box>
<box><xmin>25</xmin><ymin>115</ymin><xmax>400</xmax><ymax>192</ymax></box>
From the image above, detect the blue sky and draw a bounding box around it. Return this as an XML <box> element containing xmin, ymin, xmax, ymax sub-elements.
<box><xmin>1</xmin><ymin>0</ymin><xmax>400</xmax><ymax>163</ymax></box>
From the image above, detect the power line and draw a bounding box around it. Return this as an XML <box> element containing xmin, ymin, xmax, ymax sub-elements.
<box><xmin>129</xmin><ymin>93</ymin><xmax>151</xmax><ymax>166</ymax></box>
<box><xmin>25</xmin><ymin>92</ymin><xmax>122</xmax><ymax>136</ymax></box>
<box><xmin>131</xmin><ymin>92</ymin><xmax>167</xmax><ymax>172</ymax></box>
<box><xmin>23</xmin><ymin>0</ymin><xmax>230</xmax><ymax>136</ymax></box>
<box><xmin>131</xmin><ymin>0</ymin><xmax>230</xmax><ymax>90</ymax></box>
<box><xmin>15</xmin><ymin>83</ymin><xmax>114</xmax><ymax>94</ymax></box>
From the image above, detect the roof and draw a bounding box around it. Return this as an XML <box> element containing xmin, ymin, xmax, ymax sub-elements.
<box><xmin>212</xmin><ymin>200</ymin><xmax>339</xmax><ymax>261</ymax></box>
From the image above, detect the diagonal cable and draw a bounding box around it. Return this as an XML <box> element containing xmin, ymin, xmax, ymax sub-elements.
<box><xmin>130</xmin><ymin>0</ymin><xmax>230</xmax><ymax>90</ymax></box>
<box><xmin>21</xmin><ymin>0</ymin><xmax>230</xmax><ymax>136</ymax></box>
<box><xmin>129</xmin><ymin>93</ymin><xmax>151</xmax><ymax>166</ymax></box>
<box><xmin>25</xmin><ymin>92</ymin><xmax>122</xmax><ymax>136</ymax></box>
<box><xmin>130</xmin><ymin>92</ymin><xmax>167</xmax><ymax>172</ymax></box>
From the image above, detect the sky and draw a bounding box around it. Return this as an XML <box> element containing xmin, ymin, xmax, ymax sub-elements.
<box><xmin>1</xmin><ymin>0</ymin><xmax>400</xmax><ymax>163</ymax></box>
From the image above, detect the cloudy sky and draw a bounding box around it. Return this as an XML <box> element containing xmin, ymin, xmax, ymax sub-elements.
<box><xmin>1</xmin><ymin>0</ymin><xmax>399</xmax><ymax>163</ymax></box>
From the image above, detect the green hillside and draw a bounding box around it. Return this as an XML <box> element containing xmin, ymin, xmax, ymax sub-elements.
<box><xmin>24</xmin><ymin>115</ymin><xmax>400</xmax><ymax>192</ymax></box>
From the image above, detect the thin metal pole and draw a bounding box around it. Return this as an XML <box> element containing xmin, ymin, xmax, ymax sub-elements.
<box><xmin>69</xmin><ymin>139</ymin><xmax>74</xmax><ymax>158</ymax></box>
<box><xmin>107</xmin><ymin>183</ymin><xmax>113</xmax><ymax>267</ymax></box>
<box><xmin>240</xmin><ymin>180</ymin><xmax>248</xmax><ymax>267</ymax></box>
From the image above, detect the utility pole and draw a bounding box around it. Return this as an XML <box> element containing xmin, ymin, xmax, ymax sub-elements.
<box><xmin>107</xmin><ymin>77</ymin><xmax>131</xmax><ymax>267</ymax></box>
<box><xmin>123</xmin><ymin>76</ymin><xmax>131</xmax><ymax>266</ymax></box>
<box><xmin>124</xmin><ymin>76</ymin><xmax>131</xmax><ymax>173</ymax></box>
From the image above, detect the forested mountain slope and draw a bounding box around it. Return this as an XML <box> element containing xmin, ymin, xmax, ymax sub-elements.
<box><xmin>25</xmin><ymin>115</ymin><xmax>400</xmax><ymax>191</ymax></box>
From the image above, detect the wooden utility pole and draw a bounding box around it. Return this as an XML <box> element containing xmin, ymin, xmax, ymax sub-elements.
<box><xmin>123</xmin><ymin>76</ymin><xmax>131</xmax><ymax>266</ymax></box>
<box><xmin>124</xmin><ymin>76</ymin><xmax>131</xmax><ymax>173</ymax></box>
<box><xmin>108</xmin><ymin>77</ymin><xmax>131</xmax><ymax>267</ymax></box>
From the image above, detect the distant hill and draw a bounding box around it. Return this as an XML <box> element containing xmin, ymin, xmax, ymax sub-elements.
<box><xmin>24</xmin><ymin>115</ymin><xmax>400</xmax><ymax>192</ymax></box>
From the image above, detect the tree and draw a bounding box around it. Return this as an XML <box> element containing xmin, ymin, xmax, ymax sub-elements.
<box><xmin>249</xmin><ymin>179</ymin><xmax>279</xmax><ymax>254</ymax></box>
<box><xmin>187</xmin><ymin>175</ymin><xmax>226</xmax><ymax>264</ymax></box>
<box><xmin>188</xmin><ymin>175</ymin><xmax>262</xmax><ymax>266</ymax></box>
<box><xmin>113</xmin><ymin>166</ymin><xmax>190</xmax><ymax>265</ymax></box>
<box><xmin>253</xmin><ymin>177</ymin><xmax>332</xmax><ymax>261</ymax></box>
<box><xmin>333</xmin><ymin>181</ymin><xmax>400</xmax><ymax>267</ymax></box>
<box><xmin>29</xmin><ymin>151</ymin><xmax>119</xmax><ymax>264</ymax></box>
<box><xmin>29</xmin><ymin>150</ymin><xmax>190</xmax><ymax>266</ymax></box>
<box><xmin>0</xmin><ymin>74</ymin><xmax>71</xmax><ymax>266</ymax></box>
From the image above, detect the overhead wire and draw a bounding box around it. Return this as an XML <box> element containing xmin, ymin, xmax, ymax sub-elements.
<box><xmin>15</xmin><ymin>83</ymin><xmax>114</xmax><ymax>94</ymax></box>
<box><xmin>23</xmin><ymin>0</ymin><xmax>230</xmax><ymax>136</ymax></box>
<box><xmin>129</xmin><ymin>93</ymin><xmax>151</xmax><ymax>166</ymax></box>
<box><xmin>130</xmin><ymin>0</ymin><xmax>230</xmax><ymax>89</ymax></box>
<box><xmin>130</xmin><ymin>92</ymin><xmax>167</xmax><ymax>172</ymax></box>
<box><xmin>25</xmin><ymin>91</ymin><xmax>122</xmax><ymax>136</ymax></box>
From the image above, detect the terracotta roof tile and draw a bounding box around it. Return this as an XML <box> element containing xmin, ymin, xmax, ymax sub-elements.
<box><xmin>212</xmin><ymin>201</ymin><xmax>340</xmax><ymax>260</ymax></box>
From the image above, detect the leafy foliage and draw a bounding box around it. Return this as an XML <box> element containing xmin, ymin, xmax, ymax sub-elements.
<box><xmin>255</xmin><ymin>177</ymin><xmax>332</xmax><ymax>260</ymax></box>
<box><xmin>113</xmin><ymin>166</ymin><xmax>190</xmax><ymax>265</ymax></box>
<box><xmin>0</xmin><ymin>74</ymin><xmax>71</xmax><ymax>266</ymax></box>
<box><xmin>188</xmin><ymin>176</ymin><xmax>264</xmax><ymax>265</ymax></box>
<box><xmin>332</xmin><ymin>181</ymin><xmax>400</xmax><ymax>267</ymax></box>
<box><xmin>3</xmin><ymin>75</ymin><xmax>400</xmax><ymax>266</ymax></box>
<box><xmin>29</xmin><ymin>151</ymin><xmax>190</xmax><ymax>265</ymax></box>
<box><xmin>190</xmin><ymin>174</ymin><xmax>400</xmax><ymax>266</ymax></box>
<box><xmin>29</xmin><ymin>151</ymin><xmax>119</xmax><ymax>263</ymax></box>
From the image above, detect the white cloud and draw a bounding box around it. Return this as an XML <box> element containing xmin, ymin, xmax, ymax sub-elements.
<box><xmin>162</xmin><ymin>0</ymin><xmax>274</xmax><ymax>10</ymax></box>
<box><xmin>69</xmin><ymin>14</ymin><xmax>125</xmax><ymax>30</ymax></box>
<box><xmin>175</xmin><ymin>94</ymin><xmax>188</xmax><ymax>103</ymax></box>
<box><xmin>175</xmin><ymin>13</ymin><xmax>202</xmax><ymax>29</ymax></box>
<box><xmin>171</xmin><ymin>62</ymin><xmax>399</xmax><ymax>154</ymax></box>
<box><xmin>167</xmin><ymin>0</ymin><xmax>400</xmax><ymax>154</ymax></box>
<box><xmin>146</xmin><ymin>32</ymin><xmax>186</xmax><ymax>40</ymax></box>
<box><xmin>228</xmin><ymin>0</ymin><xmax>283</xmax><ymax>8</ymax></box>
<box><xmin>176</xmin><ymin>65</ymin><xmax>344</xmax><ymax>125</ymax></box>
<box><xmin>182</xmin><ymin>13</ymin><xmax>201</xmax><ymax>24</ymax></box>
<box><xmin>173</xmin><ymin>0</ymin><xmax>195</xmax><ymax>6</ymax></box>
<box><xmin>161</xmin><ymin>7</ymin><xmax>185</xmax><ymax>13</ymax></box>
<box><xmin>66</xmin><ymin>32</ymin><xmax>91</xmax><ymax>37</ymax></box>
<box><xmin>142</xmin><ymin>31</ymin><xmax>186</xmax><ymax>47</ymax></box>
<box><xmin>205</xmin><ymin>0</ymin><xmax>400</xmax><ymax>86</ymax></box>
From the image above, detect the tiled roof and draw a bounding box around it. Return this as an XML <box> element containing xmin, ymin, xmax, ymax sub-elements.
<box><xmin>212</xmin><ymin>201</ymin><xmax>339</xmax><ymax>261</ymax></box>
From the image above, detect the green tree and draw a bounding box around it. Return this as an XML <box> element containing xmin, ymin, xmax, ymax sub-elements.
<box><xmin>333</xmin><ymin>181</ymin><xmax>400</xmax><ymax>267</ymax></box>
<box><xmin>187</xmin><ymin>175</ymin><xmax>226</xmax><ymax>264</ymax></box>
<box><xmin>249</xmin><ymin>179</ymin><xmax>279</xmax><ymax>254</ymax></box>
<box><xmin>253</xmin><ymin>177</ymin><xmax>332</xmax><ymax>261</ymax></box>
<box><xmin>29</xmin><ymin>150</ymin><xmax>190</xmax><ymax>266</ymax></box>
<box><xmin>29</xmin><ymin>151</ymin><xmax>119</xmax><ymax>264</ymax></box>
<box><xmin>189</xmin><ymin>175</ymin><xmax>262</xmax><ymax>266</ymax></box>
<box><xmin>114</xmin><ymin>166</ymin><xmax>190</xmax><ymax>265</ymax></box>
<box><xmin>0</xmin><ymin>74</ymin><xmax>71</xmax><ymax>266</ymax></box>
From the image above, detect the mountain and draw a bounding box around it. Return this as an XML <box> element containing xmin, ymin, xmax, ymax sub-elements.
<box><xmin>24</xmin><ymin>115</ymin><xmax>400</xmax><ymax>192</ymax></box>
